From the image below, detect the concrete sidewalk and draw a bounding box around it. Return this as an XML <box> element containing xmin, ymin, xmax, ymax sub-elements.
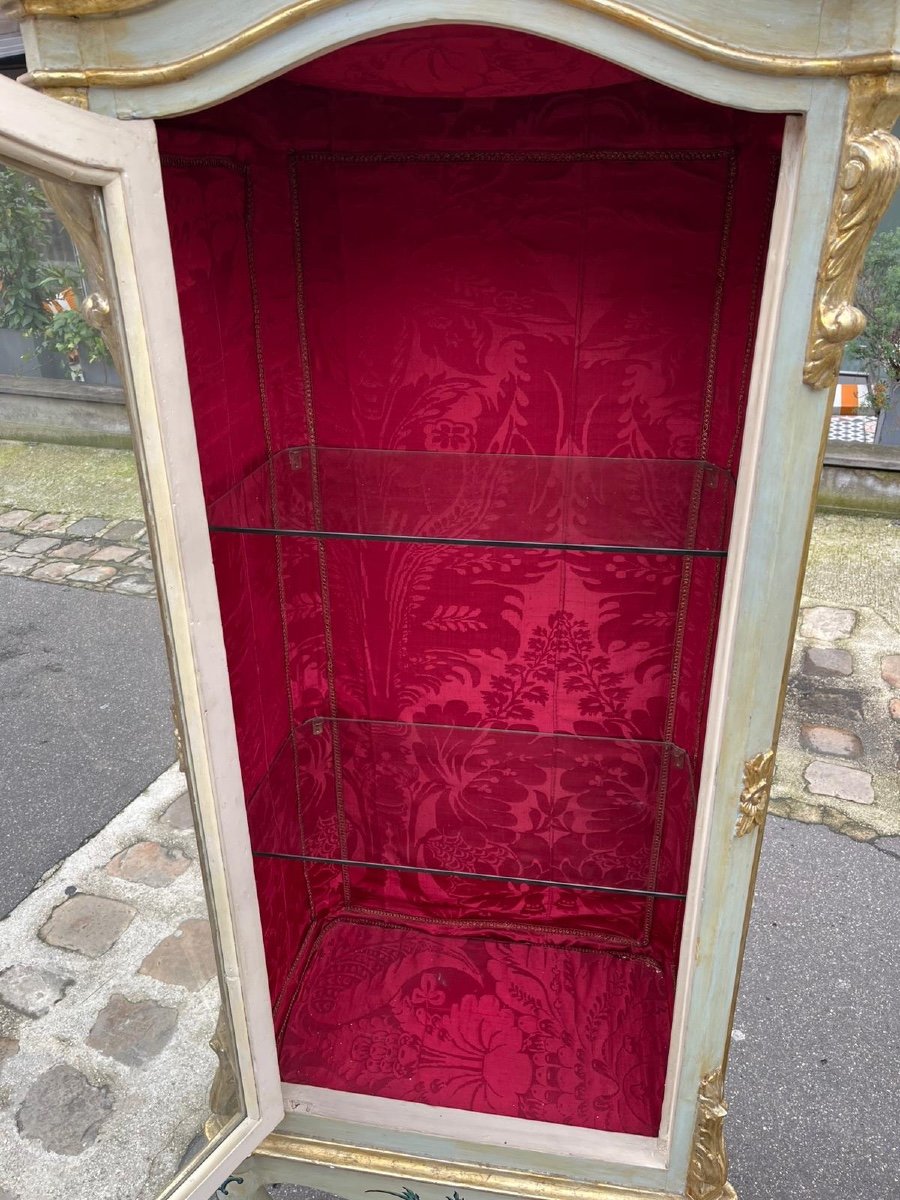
<box><xmin>0</xmin><ymin>766</ymin><xmax>219</xmax><ymax>1200</ymax></box>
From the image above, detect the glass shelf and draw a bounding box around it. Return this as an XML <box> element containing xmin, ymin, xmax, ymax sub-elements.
<box><xmin>248</xmin><ymin>717</ymin><xmax>696</xmax><ymax>902</ymax></box>
<box><xmin>208</xmin><ymin>447</ymin><xmax>734</xmax><ymax>556</ymax></box>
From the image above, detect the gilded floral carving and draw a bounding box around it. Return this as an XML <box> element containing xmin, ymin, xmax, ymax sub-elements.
<box><xmin>804</xmin><ymin>75</ymin><xmax>900</xmax><ymax>390</ymax></box>
<box><xmin>685</xmin><ymin>1068</ymin><xmax>736</xmax><ymax>1200</ymax></box>
<box><xmin>735</xmin><ymin>748</ymin><xmax>776</xmax><ymax>837</ymax></box>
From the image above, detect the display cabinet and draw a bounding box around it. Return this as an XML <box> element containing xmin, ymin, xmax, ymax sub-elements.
<box><xmin>4</xmin><ymin>4</ymin><xmax>900</xmax><ymax>1199</ymax></box>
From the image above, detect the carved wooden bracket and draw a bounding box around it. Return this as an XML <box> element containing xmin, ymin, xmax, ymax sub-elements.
<box><xmin>685</xmin><ymin>1068</ymin><xmax>737</xmax><ymax>1200</ymax></box>
<box><xmin>804</xmin><ymin>74</ymin><xmax>900</xmax><ymax>390</ymax></box>
<box><xmin>735</xmin><ymin>748</ymin><xmax>776</xmax><ymax>837</ymax></box>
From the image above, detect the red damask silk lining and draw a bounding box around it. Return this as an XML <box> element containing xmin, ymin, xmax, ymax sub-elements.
<box><xmin>279</xmin><ymin>917</ymin><xmax>673</xmax><ymax>1135</ymax></box>
<box><xmin>159</xmin><ymin>26</ymin><xmax>782</xmax><ymax>1136</ymax></box>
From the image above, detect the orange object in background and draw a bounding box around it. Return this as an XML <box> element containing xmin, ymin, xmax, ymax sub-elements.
<box><xmin>41</xmin><ymin>285</ymin><xmax>78</xmax><ymax>316</ymax></box>
<box><xmin>836</xmin><ymin>382</ymin><xmax>859</xmax><ymax>414</ymax></box>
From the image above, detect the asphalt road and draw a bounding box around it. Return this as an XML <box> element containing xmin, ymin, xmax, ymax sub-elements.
<box><xmin>0</xmin><ymin>575</ymin><xmax>175</xmax><ymax>914</ymax></box>
<box><xmin>729</xmin><ymin>816</ymin><xmax>900</xmax><ymax>1200</ymax></box>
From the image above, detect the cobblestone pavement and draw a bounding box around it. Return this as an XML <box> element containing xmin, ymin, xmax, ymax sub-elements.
<box><xmin>772</xmin><ymin>511</ymin><xmax>900</xmax><ymax>845</ymax></box>
<box><xmin>0</xmin><ymin>505</ymin><xmax>155</xmax><ymax>597</ymax></box>
<box><xmin>0</xmin><ymin>766</ymin><xmax>220</xmax><ymax>1200</ymax></box>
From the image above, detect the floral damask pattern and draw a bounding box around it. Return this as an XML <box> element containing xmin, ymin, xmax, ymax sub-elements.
<box><xmin>159</xmin><ymin>26</ymin><xmax>781</xmax><ymax>1135</ymax></box>
<box><xmin>279</xmin><ymin>918</ymin><xmax>672</xmax><ymax>1135</ymax></box>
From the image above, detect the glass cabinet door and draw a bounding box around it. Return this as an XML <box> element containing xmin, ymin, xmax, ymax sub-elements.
<box><xmin>0</xmin><ymin>76</ymin><xmax>282</xmax><ymax>1200</ymax></box>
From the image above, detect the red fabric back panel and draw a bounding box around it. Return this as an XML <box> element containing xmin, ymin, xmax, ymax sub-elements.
<box><xmin>291</xmin><ymin>25</ymin><xmax>638</xmax><ymax>96</ymax></box>
<box><xmin>159</xmin><ymin>27</ymin><xmax>782</xmax><ymax>1133</ymax></box>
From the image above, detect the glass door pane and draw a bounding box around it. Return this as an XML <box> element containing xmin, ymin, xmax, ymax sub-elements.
<box><xmin>0</xmin><ymin>89</ymin><xmax>273</xmax><ymax>1197</ymax></box>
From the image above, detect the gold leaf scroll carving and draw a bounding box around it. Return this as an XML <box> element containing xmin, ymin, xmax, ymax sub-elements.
<box><xmin>685</xmin><ymin>1068</ymin><xmax>736</xmax><ymax>1200</ymax></box>
<box><xmin>804</xmin><ymin>74</ymin><xmax>900</xmax><ymax>389</ymax></box>
<box><xmin>735</xmin><ymin>748</ymin><xmax>775</xmax><ymax>837</ymax></box>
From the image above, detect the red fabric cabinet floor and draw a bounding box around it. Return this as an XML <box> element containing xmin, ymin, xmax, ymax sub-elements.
<box><xmin>158</xmin><ymin>25</ymin><xmax>782</xmax><ymax>1141</ymax></box>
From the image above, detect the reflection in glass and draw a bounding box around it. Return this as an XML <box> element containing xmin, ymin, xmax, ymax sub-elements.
<box><xmin>0</xmin><ymin>161</ymin><xmax>242</xmax><ymax>1200</ymax></box>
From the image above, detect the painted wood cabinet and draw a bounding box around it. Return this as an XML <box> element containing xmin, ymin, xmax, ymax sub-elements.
<box><xmin>4</xmin><ymin>3</ymin><xmax>899</xmax><ymax>1198</ymax></box>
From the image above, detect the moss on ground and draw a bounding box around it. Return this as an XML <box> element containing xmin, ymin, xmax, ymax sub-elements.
<box><xmin>0</xmin><ymin>439</ymin><xmax>143</xmax><ymax>521</ymax></box>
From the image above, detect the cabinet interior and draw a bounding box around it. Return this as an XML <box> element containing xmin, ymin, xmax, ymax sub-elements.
<box><xmin>158</xmin><ymin>25</ymin><xmax>782</xmax><ymax>1141</ymax></box>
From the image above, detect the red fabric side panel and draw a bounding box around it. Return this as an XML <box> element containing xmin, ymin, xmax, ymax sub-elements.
<box><xmin>279</xmin><ymin>916</ymin><xmax>673</xmax><ymax>1136</ymax></box>
<box><xmin>161</xmin><ymin>161</ymin><xmax>292</xmax><ymax>796</ymax></box>
<box><xmin>159</xmin><ymin>161</ymin><xmax>265</xmax><ymax>503</ymax></box>
<box><xmin>252</xmin><ymin>855</ymin><xmax>316</xmax><ymax>1021</ymax></box>
<box><xmin>208</xmin><ymin>531</ymin><xmax>289</xmax><ymax>794</ymax></box>
<box><xmin>708</xmin><ymin>143</ymin><xmax>783</xmax><ymax>472</ymax></box>
<box><xmin>248</xmin><ymin>159</ymin><xmax>311</xmax><ymax>455</ymax></box>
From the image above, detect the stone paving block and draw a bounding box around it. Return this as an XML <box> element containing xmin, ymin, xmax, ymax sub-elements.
<box><xmin>0</xmin><ymin>1035</ymin><xmax>19</xmax><ymax>1065</ymax></box>
<box><xmin>65</xmin><ymin>516</ymin><xmax>109</xmax><ymax>538</ymax></box>
<box><xmin>14</xmin><ymin>535</ymin><xmax>61</xmax><ymax>556</ymax></box>
<box><xmin>86</xmin><ymin>993</ymin><xmax>178</xmax><ymax>1067</ymax></box>
<box><xmin>139</xmin><ymin>919</ymin><xmax>216</xmax><ymax>991</ymax></box>
<box><xmin>49</xmin><ymin>539</ymin><xmax>98</xmax><ymax>560</ymax></box>
<box><xmin>0</xmin><ymin>532</ymin><xmax>22</xmax><ymax>550</ymax></box>
<box><xmin>0</xmin><ymin>964</ymin><xmax>74</xmax><ymax>1017</ymax></box>
<box><xmin>68</xmin><ymin>564</ymin><xmax>117</xmax><ymax>584</ymax></box>
<box><xmin>23</xmin><ymin>512</ymin><xmax>69</xmax><ymax>534</ymax></box>
<box><xmin>0</xmin><ymin>510</ymin><xmax>32</xmax><ymax>530</ymax></box>
<box><xmin>105</xmin><ymin>840</ymin><xmax>191</xmax><ymax>888</ymax></box>
<box><xmin>161</xmin><ymin>791</ymin><xmax>194</xmax><ymax>832</ymax></box>
<box><xmin>796</xmin><ymin>684</ymin><xmax>865</xmax><ymax>723</ymax></box>
<box><xmin>804</xmin><ymin>759</ymin><xmax>875</xmax><ymax>804</ymax></box>
<box><xmin>89</xmin><ymin>542</ymin><xmax>138</xmax><ymax>563</ymax></box>
<box><xmin>102</xmin><ymin>519</ymin><xmax>145</xmax><ymax>541</ymax></box>
<box><xmin>108</xmin><ymin>574</ymin><xmax>155</xmax><ymax>596</ymax></box>
<box><xmin>799</xmin><ymin>606</ymin><xmax>857</xmax><ymax>641</ymax></box>
<box><xmin>802</xmin><ymin>646</ymin><xmax>853</xmax><ymax>678</ymax></box>
<box><xmin>881</xmin><ymin>654</ymin><xmax>900</xmax><ymax>688</ymax></box>
<box><xmin>29</xmin><ymin>560</ymin><xmax>80</xmax><ymax>582</ymax></box>
<box><xmin>131</xmin><ymin>552</ymin><xmax>155</xmax><ymax>571</ymax></box>
<box><xmin>799</xmin><ymin>724</ymin><xmax>863</xmax><ymax>760</ymax></box>
<box><xmin>16</xmin><ymin>1064</ymin><xmax>114</xmax><ymax>1156</ymax></box>
<box><xmin>0</xmin><ymin>556</ymin><xmax>37</xmax><ymax>576</ymax></box>
<box><xmin>39</xmin><ymin>893</ymin><xmax>136</xmax><ymax>958</ymax></box>
<box><xmin>890</xmin><ymin>698</ymin><xmax>900</xmax><ymax>721</ymax></box>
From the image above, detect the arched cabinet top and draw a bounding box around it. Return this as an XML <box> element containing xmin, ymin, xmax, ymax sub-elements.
<box><xmin>14</xmin><ymin>0</ymin><xmax>900</xmax><ymax>119</ymax></box>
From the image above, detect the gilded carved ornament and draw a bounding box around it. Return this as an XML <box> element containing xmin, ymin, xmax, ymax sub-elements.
<box><xmin>685</xmin><ymin>1069</ymin><xmax>736</xmax><ymax>1200</ymax></box>
<box><xmin>20</xmin><ymin>0</ymin><xmax>900</xmax><ymax>100</ymax></box>
<box><xmin>46</xmin><ymin>87</ymin><xmax>89</xmax><ymax>108</ymax></box>
<box><xmin>735</xmin><ymin>748</ymin><xmax>775</xmax><ymax>837</ymax></box>
<box><xmin>17</xmin><ymin>0</ymin><xmax>156</xmax><ymax>11</ymax></box>
<box><xmin>804</xmin><ymin>74</ymin><xmax>900</xmax><ymax>390</ymax></box>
